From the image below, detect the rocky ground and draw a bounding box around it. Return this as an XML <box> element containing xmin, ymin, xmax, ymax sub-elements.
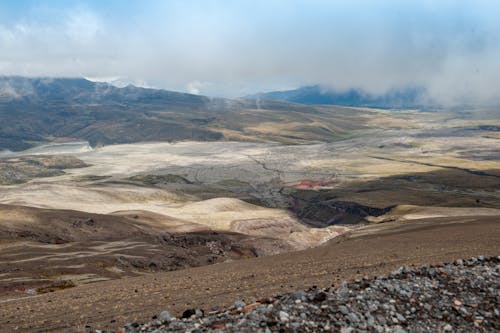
<box><xmin>0</xmin><ymin>215</ymin><xmax>497</xmax><ymax>332</ymax></box>
<box><xmin>117</xmin><ymin>256</ymin><xmax>499</xmax><ymax>333</ymax></box>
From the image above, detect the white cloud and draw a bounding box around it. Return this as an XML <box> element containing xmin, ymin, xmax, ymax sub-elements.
<box><xmin>65</xmin><ymin>8</ymin><xmax>102</xmax><ymax>43</ymax></box>
<box><xmin>0</xmin><ymin>1</ymin><xmax>499</xmax><ymax>105</ymax></box>
<box><xmin>186</xmin><ymin>80</ymin><xmax>212</xmax><ymax>95</ymax></box>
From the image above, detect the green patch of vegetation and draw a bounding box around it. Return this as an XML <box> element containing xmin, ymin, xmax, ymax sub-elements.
<box><xmin>214</xmin><ymin>179</ymin><xmax>251</xmax><ymax>187</ymax></box>
<box><xmin>0</xmin><ymin>155</ymin><xmax>87</xmax><ymax>185</ymax></box>
<box><xmin>127</xmin><ymin>174</ymin><xmax>193</xmax><ymax>185</ymax></box>
<box><xmin>0</xmin><ymin>180</ymin><xmax>25</xmax><ymax>185</ymax></box>
<box><xmin>73</xmin><ymin>175</ymin><xmax>111</xmax><ymax>182</ymax></box>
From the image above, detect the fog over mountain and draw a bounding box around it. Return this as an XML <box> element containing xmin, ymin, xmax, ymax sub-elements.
<box><xmin>1</xmin><ymin>1</ymin><xmax>500</xmax><ymax>106</ymax></box>
<box><xmin>248</xmin><ymin>86</ymin><xmax>431</xmax><ymax>109</ymax></box>
<box><xmin>0</xmin><ymin>76</ymin><xmax>374</xmax><ymax>151</ymax></box>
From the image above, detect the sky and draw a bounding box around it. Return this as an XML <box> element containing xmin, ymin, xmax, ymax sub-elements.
<box><xmin>1</xmin><ymin>0</ymin><xmax>500</xmax><ymax>105</ymax></box>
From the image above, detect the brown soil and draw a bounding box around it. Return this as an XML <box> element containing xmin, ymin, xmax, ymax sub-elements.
<box><xmin>0</xmin><ymin>215</ymin><xmax>498</xmax><ymax>332</ymax></box>
<box><xmin>0</xmin><ymin>204</ymin><xmax>293</xmax><ymax>296</ymax></box>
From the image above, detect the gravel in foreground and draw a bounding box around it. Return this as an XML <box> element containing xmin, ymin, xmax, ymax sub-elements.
<box><xmin>110</xmin><ymin>256</ymin><xmax>499</xmax><ymax>333</ymax></box>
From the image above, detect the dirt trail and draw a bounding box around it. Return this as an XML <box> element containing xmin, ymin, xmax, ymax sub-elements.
<box><xmin>0</xmin><ymin>215</ymin><xmax>498</xmax><ymax>333</ymax></box>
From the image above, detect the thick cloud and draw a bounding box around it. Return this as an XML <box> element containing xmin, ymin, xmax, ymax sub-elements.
<box><xmin>0</xmin><ymin>0</ymin><xmax>499</xmax><ymax>105</ymax></box>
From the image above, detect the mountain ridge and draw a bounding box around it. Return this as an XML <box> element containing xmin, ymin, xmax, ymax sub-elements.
<box><xmin>247</xmin><ymin>85</ymin><xmax>429</xmax><ymax>108</ymax></box>
<box><xmin>0</xmin><ymin>76</ymin><xmax>210</xmax><ymax>105</ymax></box>
<box><xmin>0</xmin><ymin>76</ymin><xmax>371</xmax><ymax>151</ymax></box>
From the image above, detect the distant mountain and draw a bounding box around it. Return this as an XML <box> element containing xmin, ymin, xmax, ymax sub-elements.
<box><xmin>247</xmin><ymin>85</ymin><xmax>428</xmax><ymax>108</ymax></box>
<box><xmin>0</xmin><ymin>76</ymin><xmax>223</xmax><ymax>151</ymax></box>
<box><xmin>0</xmin><ymin>77</ymin><xmax>370</xmax><ymax>151</ymax></box>
<box><xmin>0</xmin><ymin>76</ymin><xmax>209</xmax><ymax>106</ymax></box>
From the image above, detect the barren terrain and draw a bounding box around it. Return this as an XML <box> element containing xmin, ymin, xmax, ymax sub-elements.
<box><xmin>0</xmin><ymin>215</ymin><xmax>498</xmax><ymax>332</ymax></box>
<box><xmin>0</xmin><ymin>101</ymin><xmax>499</xmax><ymax>332</ymax></box>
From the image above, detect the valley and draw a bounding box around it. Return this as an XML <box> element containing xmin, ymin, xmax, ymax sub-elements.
<box><xmin>0</xmin><ymin>78</ymin><xmax>499</xmax><ymax>332</ymax></box>
<box><xmin>1</xmin><ymin>104</ymin><xmax>499</xmax><ymax>302</ymax></box>
<box><xmin>3</xmin><ymin>2</ymin><xmax>500</xmax><ymax>331</ymax></box>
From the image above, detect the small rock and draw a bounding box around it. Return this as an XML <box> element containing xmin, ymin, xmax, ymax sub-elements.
<box><xmin>314</xmin><ymin>292</ymin><xmax>327</xmax><ymax>302</ymax></box>
<box><xmin>393</xmin><ymin>325</ymin><xmax>407</xmax><ymax>333</ymax></box>
<box><xmin>181</xmin><ymin>309</ymin><xmax>196</xmax><ymax>319</ymax></box>
<box><xmin>348</xmin><ymin>312</ymin><xmax>360</xmax><ymax>323</ymax></box>
<box><xmin>395</xmin><ymin>313</ymin><xmax>406</xmax><ymax>323</ymax></box>
<box><xmin>243</xmin><ymin>302</ymin><xmax>261</xmax><ymax>313</ymax></box>
<box><xmin>279</xmin><ymin>311</ymin><xmax>289</xmax><ymax>322</ymax></box>
<box><xmin>339</xmin><ymin>305</ymin><xmax>349</xmax><ymax>315</ymax></box>
<box><xmin>158</xmin><ymin>310</ymin><xmax>174</xmax><ymax>324</ymax></box>
<box><xmin>234</xmin><ymin>300</ymin><xmax>246</xmax><ymax>308</ymax></box>
<box><xmin>376</xmin><ymin>315</ymin><xmax>387</xmax><ymax>325</ymax></box>
<box><xmin>291</xmin><ymin>291</ymin><xmax>306</xmax><ymax>301</ymax></box>
<box><xmin>366</xmin><ymin>314</ymin><xmax>375</xmax><ymax>326</ymax></box>
<box><xmin>211</xmin><ymin>322</ymin><xmax>226</xmax><ymax>329</ymax></box>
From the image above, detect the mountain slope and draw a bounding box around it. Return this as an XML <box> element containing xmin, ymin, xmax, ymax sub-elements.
<box><xmin>0</xmin><ymin>77</ymin><xmax>372</xmax><ymax>151</ymax></box>
<box><xmin>248</xmin><ymin>85</ymin><xmax>427</xmax><ymax>108</ymax></box>
<box><xmin>0</xmin><ymin>77</ymin><xmax>220</xmax><ymax>151</ymax></box>
<box><xmin>1</xmin><ymin>214</ymin><xmax>498</xmax><ymax>332</ymax></box>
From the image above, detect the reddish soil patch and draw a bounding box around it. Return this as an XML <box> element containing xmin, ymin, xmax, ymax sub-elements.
<box><xmin>293</xmin><ymin>179</ymin><xmax>336</xmax><ymax>190</ymax></box>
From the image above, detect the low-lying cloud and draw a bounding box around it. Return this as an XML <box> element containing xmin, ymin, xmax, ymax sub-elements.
<box><xmin>0</xmin><ymin>0</ymin><xmax>499</xmax><ymax>106</ymax></box>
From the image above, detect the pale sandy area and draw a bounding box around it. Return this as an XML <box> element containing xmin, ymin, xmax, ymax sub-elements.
<box><xmin>1</xmin><ymin>127</ymin><xmax>498</xmax><ymax>248</ymax></box>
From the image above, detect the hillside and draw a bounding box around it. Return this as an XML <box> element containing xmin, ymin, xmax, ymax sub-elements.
<box><xmin>0</xmin><ymin>214</ymin><xmax>498</xmax><ymax>332</ymax></box>
<box><xmin>1</xmin><ymin>76</ymin><xmax>499</xmax><ymax>333</ymax></box>
<box><xmin>0</xmin><ymin>77</ymin><xmax>370</xmax><ymax>151</ymax></box>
